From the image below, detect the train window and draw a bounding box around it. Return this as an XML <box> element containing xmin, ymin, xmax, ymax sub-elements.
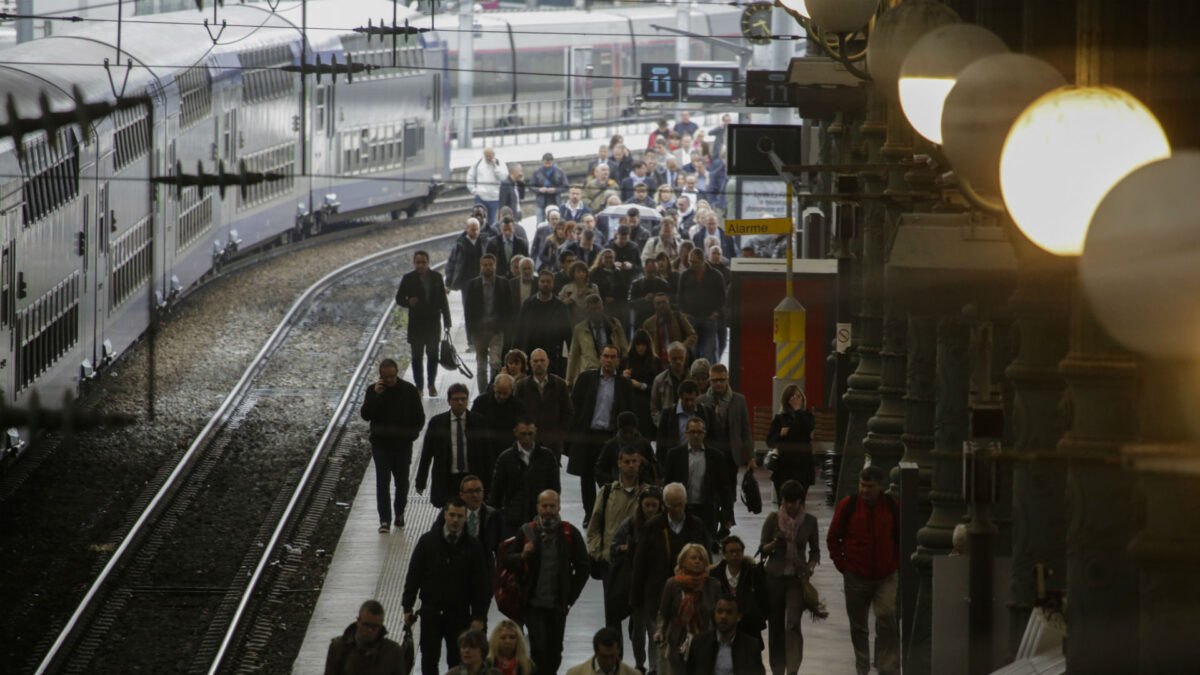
<box><xmin>113</xmin><ymin>105</ymin><xmax>150</xmax><ymax>171</ymax></box>
<box><xmin>20</xmin><ymin>130</ymin><xmax>80</xmax><ymax>227</ymax></box>
<box><xmin>315</xmin><ymin>87</ymin><xmax>326</xmax><ymax>129</ymax></box>
<box><xmin>432</xmin><ymin>74</ymin><xmax>441</xmax><ymax>122</ymax></box>
<box><xmin>176</xmin><ymin>186</ymin><xmax>212</xmax><ymax>253</ymax></box>
<box><xmin>237</xmin><ymin>142</ymin><xmax>296</xmax><ymax>211</ymax></box>
<box><xmin>178</xmin><ymin>65</ymin><xmax>212</xmax><ymax>130</ymax></box>
<box><xmin>111</xmin><ymin>216</ymin><xmax>152</xmax><ymax>309</ymax></box>
<box><xmin>239</xmin><ymin>45</ymin><xmax>296</xmax><ymax>104</ymax></box>
<box><xmin>15</xmin><ymin>271</ymin><xmax>80</xmax><ymax>392</ymax></box>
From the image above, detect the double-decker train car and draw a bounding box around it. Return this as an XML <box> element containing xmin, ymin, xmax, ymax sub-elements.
<box><xmin>0</xmin><ymin>0</ymin><xmax>449</xmax><ymax>444</ymax></box>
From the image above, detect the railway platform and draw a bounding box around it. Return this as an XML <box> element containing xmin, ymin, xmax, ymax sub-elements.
<box><xmin>292</xmin><ymin>213</ymin><xmax>860</xmax><ymax>673</ymax></box>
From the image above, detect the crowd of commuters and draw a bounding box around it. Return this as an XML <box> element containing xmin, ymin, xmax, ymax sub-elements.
<box><xmin>330</xmin><ymin>116</ymin><xmax>900</xmax><ymax>675</ymax></box>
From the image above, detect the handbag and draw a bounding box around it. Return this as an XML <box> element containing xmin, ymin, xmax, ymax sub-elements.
<box><xmin>764</xmin><ymin>449</ymin><xmax>780</xmax><ymax>472</ymax></box>
<box><xmin>438</xmin><ymin>329</ymin><xmax>474</xmax><ymax>378</ymax></box>
<box><xmin>740</xmin><ymin>469</ymin><xmax>763</xmax><ymax>514</ymax></box>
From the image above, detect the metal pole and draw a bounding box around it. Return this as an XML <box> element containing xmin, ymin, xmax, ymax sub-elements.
<box><xmin>16</xmin><ymin>0</ymin><xmax>32</xmax><ymax>43</ymax></box>
<box><xmin>786</xmin><ymin>182</ymin><xmax>794</xmax><ymax>298</ymax></box>
<box><xmin>458</xmin><ymin>0</ymin><xmax>475</xmax><ymax>149</ymax></box>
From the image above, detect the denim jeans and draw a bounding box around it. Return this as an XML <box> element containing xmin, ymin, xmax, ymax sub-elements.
<box><xmin>691</xmin><ymin>316</ymin><xmax>719</xmax><ymax>363</ymax></box>
<box><xmin>371</xmin><ymin>443</ymin><xmax>412</xmax><ymax>524</ymax></box>
<box><xmin>474</xmin><ymin>196</ymin><xmax>499</xmax><ymax>228</ymax></box>
<box><xmin>409</xmin><ymin>338</ymin><xmax>439</xmax><ymax>390</ymax></box>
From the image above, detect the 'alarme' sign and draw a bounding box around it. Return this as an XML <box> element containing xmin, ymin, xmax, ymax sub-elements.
<box><xmin>724</xmin><ymin>217</ymin><xmax>793</xmax><ymax>236</ymax></box>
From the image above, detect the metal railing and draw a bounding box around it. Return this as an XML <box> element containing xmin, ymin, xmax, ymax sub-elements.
<box><xmin>451</xmin><ymin>94</ymin><xmax>669</xmax><ymax>148</ymax></box>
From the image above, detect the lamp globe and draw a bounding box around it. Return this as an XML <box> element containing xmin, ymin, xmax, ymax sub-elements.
<box><xmin>898</xmin><ymin>24</ymin><xmax>1008</xmax><ymax>144</ymax></box>
<box><xmin>866</xmin><ymin>0</ymin><xmax>959</xmax><ymax>101</ymax></box>
<box><xmin>999</xmin><ymin>86</ymin><xmax>1170</xmax><ymax>257</ymax></box>
<box><xmin>807</xmin><ymin>0</ymin><xmax>878</xmax><ymax>33</ymax></box>
<box><xmin>940</xmin><ymin>54</ymin><xmax>1065</xmax><ymax>200</ymax></box>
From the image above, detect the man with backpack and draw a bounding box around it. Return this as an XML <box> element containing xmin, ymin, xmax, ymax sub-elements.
<box><xmin>501</xmin><ymin>490</ymin><xmax>590</xmax><ymax>675</ymax></box>
<box><xmin>587</xmin><ymin>444</ymin><xmax>653</xmax><ymax>629</ymax></box>
<box><xmin>827</xmin><ymin>466</ymin><xmax>900</xmax><ymax>675</ymax></box>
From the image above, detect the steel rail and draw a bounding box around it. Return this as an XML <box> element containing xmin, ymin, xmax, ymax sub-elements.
<box><xmin>205</xmin><ymin>257</ymin><xmax>447</xmax><ymax>674</ymax></box>
<box><xmin>35</xmin><ymin>232</ymin><xmax>457</xmax><ymax>675</ymax></box>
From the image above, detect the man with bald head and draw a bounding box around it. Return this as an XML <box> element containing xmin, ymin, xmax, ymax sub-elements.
<box><xmin>489</xmin><ymin>417</ymin><xmax>561</xmax><ymax>538</ymax></box>
<box><xmin>502</xmin><ymin>489</ymin><xmax>590</xmax><ymax>674</ymax></box>
<box><xmin>471</xmin><ymin>373</ymin><xmax>526</xmax><ymax>467</ymax></box>
<box><xmin>467</xmin><ymin>146</ymin><xmax>506</xmax><ymax>228</ymax></box>
<box><xmin>515</xmin><ymin>348</ymin><xmax>573</xmax><ymax>461</ymax></box>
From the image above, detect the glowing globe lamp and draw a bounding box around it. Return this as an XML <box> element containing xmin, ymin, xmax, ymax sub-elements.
<box><xmin>999</xmin><ymin>86</ymin><xmax>1170</xmax><ymax>257</ymax></box>
<box><xmin>940</xmin><ymin>54</ymin><xmax>1066</xmax><ymax>200</ymax></box>
<box><xmin>897</xmin><ymin>24</ymin><xmax>1008</xmax><ymax>145</ymax></box>
<box><xmin>866</xmin><ymin>0</ymin><xmax>960</xmax><ymax>102</ymax></box>
<box><xmin>1081</xmin><ymin>152</ymin><xmax>1200</xmax><ymax>358</ymax></box>
<box><xmin>807</xmin><ymin>0</ymin><xmax>878</xmax><ymax>33</ymax></box>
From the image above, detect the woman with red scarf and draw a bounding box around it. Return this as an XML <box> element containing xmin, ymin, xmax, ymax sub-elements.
<box><xmin>760</xmin><ymin>479</ymin><xmax>824</xmax><ymax>675</ymax></box>
<box><xmin>653</xmin><ymin>543</ymin><xmax>722</xmax><ymax>675</ymax></box>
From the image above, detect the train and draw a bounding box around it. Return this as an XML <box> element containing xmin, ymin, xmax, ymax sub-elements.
<box><xmin>0</xmin><ymin>0</ymin><xmax>745</xmax><ymax>456</ymax></box>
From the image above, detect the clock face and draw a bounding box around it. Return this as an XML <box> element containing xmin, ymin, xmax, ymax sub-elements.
<box><xmin>741</xmin><ymin>3</ymin><xmax>774</xmax><ymax>46</ymax></box>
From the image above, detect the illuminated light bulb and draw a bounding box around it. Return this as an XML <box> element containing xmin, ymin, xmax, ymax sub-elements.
<box><xmin>999</xmin><ymin>86</ymin><xmax>1170</xmax><ymax>257</ymax></box>
<box><xmin>897</xmin><ymin>24</ymin><xmax>1008</xmax><ymax>144</ymax></box>
<box><xmin>807</xmin><ymin>0</ymin><xmax>878</xmax><ymax>33</ymax></box>
<box><xmin>940</xmin><ymin>54</ymin><xmax>1066</xmax><ymax>200</ymax></box>
<box><xmin>866</xmin><ymin>0</ymin><xmax>960</xmax><ymax>102</ymax></box>
<box><xmin>1081</xmin><ymin>152</ymin><xmax>1200</xmax><ymax>358</ymax></box>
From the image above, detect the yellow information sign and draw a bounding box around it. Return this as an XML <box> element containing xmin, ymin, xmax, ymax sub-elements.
<box><xmin>724</xmin><ymin>217</ymin><xmax>793</xmax><ymax>236</ymax></box>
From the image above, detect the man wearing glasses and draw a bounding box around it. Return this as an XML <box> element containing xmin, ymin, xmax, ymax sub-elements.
<box><xmin>661</xmin><ymin>418</ymin><xmax>735</xmax><ymax>544</ymax></box>
<box><xmin>431</xmin><ymin>475</ymin><xmax>503</xmax><ymax>565</ymax></box>
<box><xmin>699</xmin><ymin>363</ymin><xmax>756</xmax><ymax>519</ymax></box>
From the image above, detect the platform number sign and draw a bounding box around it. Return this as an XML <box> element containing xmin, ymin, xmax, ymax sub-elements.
<box><xmin>681</xmin><ymin>63</ymin><xmax>740</xmax><ymax>104</ymax></box>
<box><xmin>641</xmin><ymin>63</ymin><xmax>680</xmax><ymax>102</ymax></box>
<box><xmin>746</xmin><ymin>70</ymin><xmax>795</xmax><ymax>107</ymax></box>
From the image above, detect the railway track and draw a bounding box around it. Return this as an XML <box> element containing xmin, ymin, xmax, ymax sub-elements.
<box><xmin>33</xmin><ymin>236</ymin><xmax>456</xmax><ymax>674</ymax></box>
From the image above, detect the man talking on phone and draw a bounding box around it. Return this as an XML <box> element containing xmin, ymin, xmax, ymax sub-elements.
<box><xmin>360</xmin><ymin>358</ymin><xmax>425</xmax><ymax>532</ymax></box>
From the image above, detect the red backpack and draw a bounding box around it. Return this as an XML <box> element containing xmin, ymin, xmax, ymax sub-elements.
<box><xmin>494</xmin><ymin>521</ymin><xmax>573</xmax><ymax>624</ymax></box>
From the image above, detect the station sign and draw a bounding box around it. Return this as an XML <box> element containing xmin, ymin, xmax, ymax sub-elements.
<box><xmin>680</xmin><ymin>61</ymin><xmax>740</xmax><ymax>104</ymax></box>
<box><xmin>725</xmin><ymin>217</ymin><xmax>792</xmax><ymax>236</ymax></box>
<box><xmin>641</xmin><ymin>63</ymin><xmax>681</xmax><ymax>102</ymax></box>
<box><xmin>745</xmin><ymin>70</ymin><xmax>795</xmax><ymax>107</ymax></box>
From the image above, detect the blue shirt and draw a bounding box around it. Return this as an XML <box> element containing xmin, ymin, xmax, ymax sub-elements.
<box><xmin>591</xmin><ymin>372</ymin><xmax>616</xmax><ymax>430</ymax></box>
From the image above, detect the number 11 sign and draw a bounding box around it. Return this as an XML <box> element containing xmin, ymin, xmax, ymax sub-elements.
<box><xmin>641</xmin><ymin>63</ymin><xmax>680</xmax><ymax>102</ymax></box>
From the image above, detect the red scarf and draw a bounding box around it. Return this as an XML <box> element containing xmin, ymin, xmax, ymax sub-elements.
<box><xmin>493</xmin><ymin>655</ymin><xmax>518</xmax><ymax>675</ymax></box>
<box><xmin>672</xmin><ymin>572</ymin><xmax>709</xmax><ymax>634</ymax></box>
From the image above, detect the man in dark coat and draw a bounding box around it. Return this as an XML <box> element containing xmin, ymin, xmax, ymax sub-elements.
<box><xmin>677</xmin><ymin>248</ymin><xmax>727</xmax><ymax>364</ymax></box>
<box><xmin>415</xmin><ymin>383</ymin><xmax>489</xmax><ymax>508</ymax></box>
<box><xmin>359</xmin><ymin>358</ymin><xmax>425</xmax><ymax>531</ymax></box>
<box><xmin>489</xmin><ymin>417</ymin><xmax>562</xmax><ymax>537</ymax></box>
<box><xmin>431</xmin><ymin>474</ymin><xmax>503</xmax><ymax>565</ymax></box>
<box><xmin>518</xmin><ymin>269</ymin><xmax>573</xmax><ymax>377</ymax></box>
<box><xmin>444</xmin><ymin>218</ymin><xmax>484</xmax><ymax>292</ymax></box>
<box><xmin>662</xmin><ymin>417</ymin><xmax>736</xmax><ymax>545</ymax></box>
<box><xmin>630</xmin><ymin>483</ymin><xmax>710</xmax><ymax>645</ymax></box>
<box><xmin>503</xmin><ymin>490</ymin><xmax>590</xmax><ymax>675</ymax></box>
<box><xmin>514</xmin><ymin>348</ymin><xmax>574</xmax><ymax>460</ymax></box>
<box><xmin>656</xmin><ymin>379</ymin><xmax>714</xmax><ymax>463</ymax></box>
<box><xmin>402</xmin><ymin>499</ymin><xmax>490</xmax><ymax>675</ymax></box>
<box><xmin>684</xmin><ymin>595</ymin><xmax>767</xmax><ymax>675</ymax></box>
<box><xmin>498</xmin><ymin>163</ymin><xmax>526</xmax><ymax>221</ymax></box>
<box><xmin>463</xmin><ymin>254</ymin><xmax>514</xmax><ymax>391</ymax></box>
<box><xmin>568</xmin><ymin>345</ymin><xmax>635</xmax><ymax>526</ymax></box>
<box><xmin>484</xmin><ymin>217</ymin><xmax>529</xmax><ymax>279</ymax></box>
<box><xmin>470</xmin><ymin>373</ymin><xmax>526</xmax><ymax>465</ymax></box>
<box><xmin>531</xmin><ymin>152</ymin><xmax>569</xmax><ymax>223</ymax></box>
<box><xmin>395</xmin><ymin>250</ymin><xmax>451</xmax><ymax>396</ymax></box>
<box><xmin>593</xmin><ymin>411</ymin><xmax>659</xmax><ymax>486</ymax></box>
<box><xmin>324</xmin><ymin>599</ymin><xmax>410</xmax><ymax>675</ymax></box>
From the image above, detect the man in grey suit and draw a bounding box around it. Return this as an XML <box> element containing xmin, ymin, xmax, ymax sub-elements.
<box><xmin>698</xmin><ymin>363</ymin><xmax>755</xmax><ymax>524</ymax></box>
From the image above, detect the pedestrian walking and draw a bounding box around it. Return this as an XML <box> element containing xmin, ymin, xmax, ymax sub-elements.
<box><xmin>416</xmin><ymin>384</ymin><xmax>489</xmax><ymax>507</ymax></box>
<box><xmin>588</xmin><ymin>444</ymin><xmax>654</xmax><ymax>628</ymax></box>
<box><xmin>565</xmin><ymin>627</ymin><xmax>642</xmax><ymax>675</ymax></box>
<box><xmin>360</xmin><ymin>358</ymin><xmax>425</xmax><ymax>531</ymax></box>
<box><xmin>766</xmin><ymin>385</ymin><xmax>816</xmax><ymax>496</ymax></box>
<box><xmin>489</xmin><ymin>417</ymin><xmax>561</xmax><ymax>539</ymax></box>
<box><xmin>611</xmin><ymin>487</ymin><xmax>664</xmax><ymax>674</ymax></box>
<box><xmin>501</xmin><ymin>490</ymin><xmax>590</xmax><ymax>675</ymax></box>
<box><xmin>485</xmin><ymin>620</ymin><xmax>534</xmax><ymax>675</ymax></box>
<box><xmin>683</xmin><ymin>595</ymin><xmax>766</xmax><ymax>675</ymax></box>
<box><xmin>396</xmin><ymin>250</ymin><xmax>451</xmax><ymax>396</ymax></box>
<box><xmin>761</xmin><ymin>480</ymin><xmax>822</xmax><ymax>675</ymax></box>
<box><xmin>654</xmin><ymin>543</ymin><xmax>722</xmax><ymax>675</ymax></box>
<box><xmin>324</xmin><ymin>599</ymin><xmax>410</xmax><ymax>675</ymax></box>
<box><xmin>402</xmin><ymin>499</ymin><xmax>491</xmax><ymax>675</ymax></box>
<box><xmin>827</xmin><ymin>466</ymin><xmax>900</xmax><ymax>675</ymax></box>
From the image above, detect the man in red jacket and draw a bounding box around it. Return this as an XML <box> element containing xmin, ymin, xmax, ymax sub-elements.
<box><xmin>827</xmin><ymin>465</ymin><xmax>899</xmax><ymax>675</ymax></box>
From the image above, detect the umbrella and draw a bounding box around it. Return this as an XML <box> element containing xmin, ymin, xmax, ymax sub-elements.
<box><xmin>598</xmin><ymin>204</ymin><xmax>662</xmax><ymax>223</ymax></box>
